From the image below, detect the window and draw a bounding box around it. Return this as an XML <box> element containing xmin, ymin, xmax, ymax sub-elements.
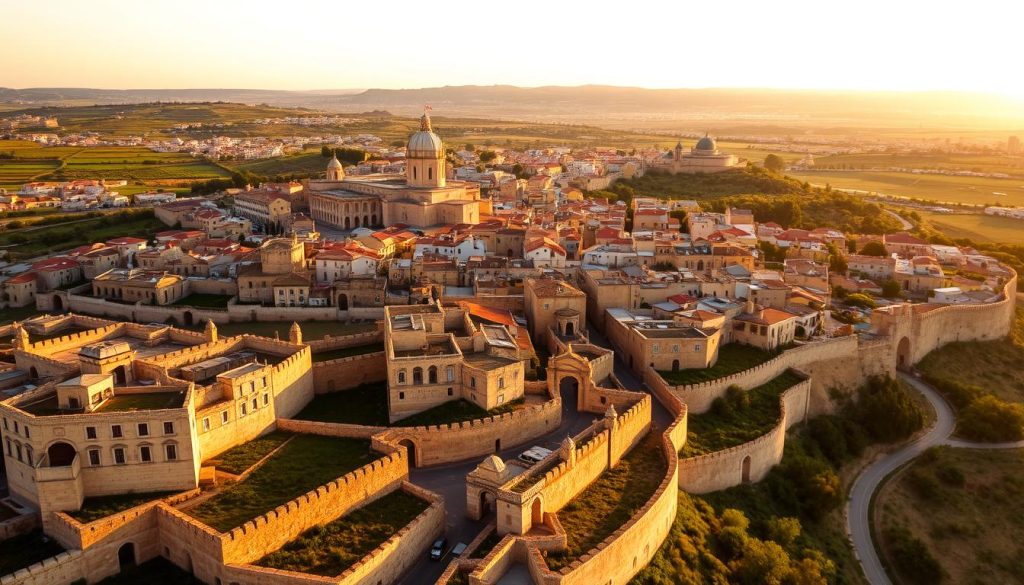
<box><xmin>252</xmin><ymin>398</ymin><xmax>258</xmax><ymax>411</ymax></box>
<box><xmin>111</xmin><ymin>425</ymin><xmax>123</xmax><ymax>438</ymax></box>
<box><xmin>2</xmin><ymin>418</ymin><xmax>6</xmax><ymax>431</ymax></box>
<box><xmin>202</xmin><ymin>418</ymin><xmax>210</xmax><ymax>432</ymax></box>
<box><xmin>23</xmin><ymin>426</ymin><xmax>29</xmax><ymax>439</ymax></box>
<box><xmin>13</xmin><ymin>421</ymin><xmax>17</xmax><ymax>433</ymax></box>
<box><xmin>652</xmin><ymin>344</ymin><xmax>660</xmax><ymax>354</ymax></box>
<box><xmin>221</xmin><ymin>411</ymin><xmax>229</xmax><ymax>424</ymax></box>
<box><xmin>15</xmin><ymin>444</ymin><xmax>22</xmax><ymax>462</ymax></box>
<box><xmin>240</xmin><ymin>403</ymin><xmax>247</xmax><ymax>417</ymax></box>
<box><xmin>86</xmin><ymin>426</ymin><xmax>97</xmax><ymax>440</ymax></box>
<box><xmin>498</xmin><ymin>377</ymin><xmax>505</xmax><ymax>389</ymax></box>
<box><xmin>398</xmin><ymin>371</ymin><xmax>406</xmax><ymax>384</ymax></box>
<box><xmin>447</xmin><ymin>387</ymin><xmax>453</xmax><ymax>396</ymax></box>
<box><xmin>165</xmin><ymin>444</ymin><xmax>178</xmax><ymax>461</ymax></box>
<box><xmin>447</xmin><ymin>366</ymin><xmax>455</xmax><ymax>382</ymax></box>
<box><xmin>262</xmin><ymin>377</ymin><xmax>267</xmax><ymax>388</ymax></box>
<box><xmin>672</xmin><ymin>345</ymin><xmax>680</xmax><ymax>353</ymax></box>
<box><xmin>497</xmin><ymin>394</ymin><xmax>505</xmax><ymax>404</ymax></box>
<box><xmin>263</xmin><ymin>393</ymin><xmax>269</xmax><ymax>406</ymax></box>
<box><xmin>113</xmin><ymin>447</ymin><xmax>126</xmax><ymax>465</ymax></box>
<box><xmin>88</xmin><ymin>449</ymin><xmax>101</xmax><ymax>466</ymax></box>
<box><xmin>163</xmin><ymin>422</ymin><xmax>174</xmax><ymax>435</ymax></box>
<box><xmin>138</xmin><ymin>423</ymin><xmax>149</xmax><ymax>437</ymax></box>
<box><xmin>694</xmin><ymin>344</ymin><xmax>702</xmax><ymax>352</ymax></box>
<box><xmin>140</xmin><ymin>446</ymin><xmax>152</xmax><ymax>463</ymax></box>
<box><xmin>399</xmin><ymin>392</ymin><xmax>405</xmax><ymax>400</ymax></box>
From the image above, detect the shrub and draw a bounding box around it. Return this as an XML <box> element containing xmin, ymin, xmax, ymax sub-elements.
<box><xmin>958</xmin><ymin>395</ymin><xmax>1024</xmax><ymax>442</ymax></box>
<box><xmin>850</xmin><ymin>375</ymin><xmax>924</xmax><ymax>442</ymax></box>
<box><xmin>935</xmin><ymin>464</ymin><xmax>965</xmax><ymax>488</ymax></box>
<box><xmin>844</xmin><ymin>293</ymin><xmax>876</xmax><ymax>309</ymax></box>
<box><xmin>766</xmin><ymin>516</ymin><xmax>801</xmax><ymax>549</ymax></box>
<box><xmin>907</xmin><ymin>469</ymin><xmax>941</xmax><ymax>501</ymax></box>
<box><xmin>885</xmin><ymin>526</ymin><xmax>943</xmax><ymax>584</ymax></box>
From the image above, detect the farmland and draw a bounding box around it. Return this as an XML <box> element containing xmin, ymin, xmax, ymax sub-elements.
<box><xmin>808</xmin><ymin>151</ymin><xmax>1024</xmax><ymax>177</ymax></box>
<box><xmin>918</xmin><ymin>211</ymin><xmax>1024</xmax><ymax>245</ymax></box>
<box><xmin>785</xmin><ymin>169</ymin><xmax>1024</xmax><ymax>207</ymax></box>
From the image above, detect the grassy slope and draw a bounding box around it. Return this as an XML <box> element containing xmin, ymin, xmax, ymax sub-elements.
<box><xmin>876</xmin><ymin>447</ymin><xmax>1024</xmax><ymax>585</ymax></box>
<box><xmin>189</xmin><ymin>435</ymin><xmax>374</xmax><ymax>532</ymax></box>
<box><xmin>660</xmin><ymin>344</ymin><xmax>780</xmax><ymax>386</ymax></box>
<box><xmin>70</xmin><ymin>491</ymin><xmax>182</xmax><ymax>523</ymax></box>
<box><xmin>254</xmin><ymin>490</ymin><xmax>429</xmax><ymax>576</ymax></box>
<box><xmin>918</xmin><ymin>211</ymin><xmax>1024</xmax><ymax>245</ymax></box>
<box><xmin>917</xmin><ymin>306</ymin><xmax>1024</xmax><ymax>405</ymax></box>
<box><xmin>681</xmin><ymin>370</ymin><xmax>804</xmax><ymax>457</ymax></box>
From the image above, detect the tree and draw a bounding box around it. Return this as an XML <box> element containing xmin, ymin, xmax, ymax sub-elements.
<box><xmin>320</xmin><ymin>145</ymin><xmax>332</xmax><ymax>158</ymax></box>
<box><xmin>881</xmin><ymin>279</ymin><xmax>902</xmax><ymax>298</ymax></box>
<box><xmin>859</xmin><ymin>241</ymin><xmax>889</xmax><ymax>257</ymax></box>
<box><xmin>845</xmin><ymin>293</ymin><xmax>876</xmax><ymax>309</ymax></box>
<box><xmin>764</xmin><ymin>154</ymin><xmax>785</xmax><ymax>172</ymax></box>
<box><xmin>958</xmin><ymin>395</ymin><xmax>1024</xmax><ymax>441</ymax></box>
<box><xmin>827</xmin><ymin>243</ymin><xmax>847</xmax><ymax>273</ymax></box>
<box><xmin>464</xmin><ymin>143</ymin><xmax>475</xmax><ymax>152</ymax></box>
<box><xmin>478</xmin><ymin>150</ymin><xmax>497</xmax><ymax>163</ymax></box>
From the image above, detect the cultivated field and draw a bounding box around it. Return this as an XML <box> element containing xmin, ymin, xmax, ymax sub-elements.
<box><xmin>786</xmin><ymin>169</ymin><xmax>1024</xmax><ymax>207</ymax></box>
<box><xmin>810</xmin><ymin>152</ymin><xmax>1024</xmax><ymax>177</ymax></box>
<box><xmin>919</xmin><ymin>211</ymin><xmax>1024</xmax><ymax>244</ymax></box>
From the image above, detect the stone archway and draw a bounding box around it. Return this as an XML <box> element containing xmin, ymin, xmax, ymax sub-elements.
<box><xmin>337</xmin><ymin>293</ymin><xmax>349</xmax><ymax>310</ymax></box>
<box><xmin>741</xmin><ymin>455</ymin><xmax>752</xmax><ymax>483</ymax></box>
<box><xmin>398</xmin><ymin>439</ymin><xmax>417</xmax><ymax>467</ymax></box>
<box><xmin>47</xmin><ymin>442</ymin><xmax>77</xmax><ymax>467</ymax></box>
<box><xmin>29</xmin><ymin>366</ymin><xmax>39</xmax><ymax>379</ymax></box>
<box><xmin>480</xmin><ymin>491</ymin><xmax>492</xmax><ymax>517</ymax></box>
<box><xmin>531</xmin><ymin>497</ymin><xmax>543</xmax><ymax>526</ymax></box>
<box><xmin>183</xmin><ymin>311</ymin><xmax>194</xmax><ymax>327</ymax></box>
<box><xmin>52</xmin><ymin>295</ymin><xmax>63</xmax><ymax>312</ymax></box>
<box><xmin>113</xmin><ymin>365</ymin><xmax>127</xmax><ymax>386</ymax></box>
<box><xmin>559</xmin><ymin>376</ymin><xmax>580</xmax><ymax>412</ymax></box>
<box><xmin>896</xmin><ymin>336</ymin><xmax>911</xmax><ymax>370</ymax></box>
<box><xmin>118</xmin><ymin>543</ymin><xmax>136</xmax><ymax>570</ymax></box>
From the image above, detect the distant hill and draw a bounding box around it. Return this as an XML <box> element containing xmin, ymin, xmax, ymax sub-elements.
<box><xmin>2</xmin><ymin>85</ymin><xmax>1022</xmax><ymax>132</ymax></box>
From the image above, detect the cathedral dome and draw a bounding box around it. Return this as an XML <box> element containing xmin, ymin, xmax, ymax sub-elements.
<box><xmin>407</xmin><ymin>114</ymin><xmax>444</xmax><ymax>159</ymax></box>
<box><xmin>326</xmin><ymin>155</ymin><xmax>343</xmax><ymax>170</ymax></box>
<box><xmin>695</xmin><ymin>135</ymin><xmax>717</xmax><ymax>152</ymax></box>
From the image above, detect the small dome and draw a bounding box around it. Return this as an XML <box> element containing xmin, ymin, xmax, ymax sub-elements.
<box><xmin>695</xmin><ymin>135</ymin><xmax>717</xmax><ymax>152</ymax></box>
<box><xmin>326</xmin><ymin>155</ymin><xmax>343</xmax><ymax>170</ymax></box>
<box><xmin>479</xmin><ymin>455</ymin><xmax>506</xmax><ymax>473</ymax></box>
<box><xmin>407</xmin><ymin>114</ymin><xmax>444</xmax><ymax>159</ymax></box>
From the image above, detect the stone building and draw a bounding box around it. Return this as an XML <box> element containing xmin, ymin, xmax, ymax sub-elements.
<box><xmin>308</xmin><ymin>112</ymin><xmax>486</xmax><ymax>230</ymax></box>
<box><xmin>92</xmin><ymin>269</ymin><xmax>187</xmax><ymax>306</ymax></box>
<box><xmin>523</xmin><ymin>278</ymin><xmax>587</xmax><ymax>344</ymax></box>
<box><xmin>652</xmin><ymin>134</ymin><xmax>741</xmax><ymax>174</ymax></box>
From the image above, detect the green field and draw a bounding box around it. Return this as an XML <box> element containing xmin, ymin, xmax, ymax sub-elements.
<box><xmin>0</xmin><ymin>211</ymin><xmax>164</xmax><ymax>260</ymax></box>
<box><xmin>787</xmin><ymin>169</ymin><xmax>1024</xmax><ymax>207</ymax></box>
<box><xmin>810</xmin><ymin>151</ymin><xmax>1024</xmax><ymax>177</ymax></box>
<box><xmin>919</xmin><ymin>211</ymin><xmax>1024</xmax><ymax>244</ymax></box>
<box><xmin>228</xmin><ymin>149</ymin><xmax>329</xmax><ymax>176</ymax></box>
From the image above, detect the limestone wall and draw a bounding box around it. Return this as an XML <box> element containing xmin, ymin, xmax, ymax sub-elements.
<box><xmin>0</xmin><ymin>510</ymin><xmax>36</xmax><ymax>543</ymax></box>
<box><xmin>312</xmin><ymin>352</ymin><xmax>387</xmax><ymax>393</ymax></box>
<box><xmin>307</xmin><ymin>331</ymin><xmax>383</xmax><ymax>353</ymax></box>
<box><xmin>677</xmin><ymin>377</ymin><xmax>811</xmax><ymax>494</ymax></box>
<box><xmin>666</xmin><ymin>336</ymin><xmax>857</xmax><ymax>413</ymax></box>
<box><xmin>0</xmin><ymin>550</ymin><xmax>87</xmax><ymax>585</ymax></box>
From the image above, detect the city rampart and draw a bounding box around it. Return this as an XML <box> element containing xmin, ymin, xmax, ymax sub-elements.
<box><xmin>676</xmin><ymin>375</ymin><xmax>811</xmax><ymax>493</ymax></box>
<box><xmin>312</xmin><ymin>352</ymin><xmax>386</xmax><ymax>393</ymax></box>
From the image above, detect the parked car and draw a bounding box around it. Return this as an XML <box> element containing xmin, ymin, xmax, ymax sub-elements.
<box><xmin>451</xmin><ymin>542</ymin><xmax>468</xmax><ymax>557</ymax></box>
<box><xmin>518</xmin><ymin>446</ymin><xmax>553</xmax><ymax>464</ymax></box>
<box><xmin>430</xmin><ymin>537</ymin><xmax>448</xmax><ymax>561</ymax></box>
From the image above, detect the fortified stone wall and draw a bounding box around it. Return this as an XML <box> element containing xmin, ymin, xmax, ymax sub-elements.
<box><xmin>312</xmin><ymin>352</ymin><xmax>387</xmax><ymax>393</ymax></box>
<box><xmin>221</xmin><ymin>482</ymin><xmax>444</xmax><ymax>585</ymax></box>
<box><xmin>307</xmin><ymin>331</ymin><xmax>383</xmax><ymax>353</ymax></box>
<box><xmin>677</xmin><ymin>377</ymin><xmax>811</xmax><ymax>494</ymax></box>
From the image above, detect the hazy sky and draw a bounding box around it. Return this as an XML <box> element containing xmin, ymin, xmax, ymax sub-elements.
<box><xmin>3</xmin><ymin>0</ymin><xmax>1021</xmax><ymax>96</ymax></box>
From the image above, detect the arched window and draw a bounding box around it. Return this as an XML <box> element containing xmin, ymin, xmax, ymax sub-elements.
<box><xmin>428</xmin><ymin>167</ymin><xmax>433</xmax><ymax>180</ymax></box>
<box><xmin>413</xmin><ymin>367</ymin><xmax>423</xmax><ymax>385</ymax></box>
<box><xmin>413</xmin><ymin>166</ymin><xmax>417</xmax><ymax>180</ymax></box>
<box><xmin>428</xmin><ymin>366</ymin><xmax>438</xmax><ymax>384</ymax></box>
<box><xmin>446</xmin><ymin>366</ymin><xmax>455</xmax><ymax>382</ymax></box>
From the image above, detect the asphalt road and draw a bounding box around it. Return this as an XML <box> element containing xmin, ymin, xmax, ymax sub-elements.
<box><xmin>846</xmin><ymin>372</ymin><xmax>1024</xmax><ymax>584</ymax></box>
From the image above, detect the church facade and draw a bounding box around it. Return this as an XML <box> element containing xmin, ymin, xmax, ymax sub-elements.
<box><xmin>307</xmin><ymin>113</ymin><xmax>486</xmax><ymax>230</ymax></box>
<box><xmin>654</xmin><ymin>134</ymin><xmax>742</xmax><ymax>174</ymax></box>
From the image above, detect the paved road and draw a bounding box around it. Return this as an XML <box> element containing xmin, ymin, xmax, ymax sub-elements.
<box><xmin>847</xmin><ymin>372</ymin><xmax>1024</xmax><ymax>584</ymax></box>
<box><xmin>884</xmin><ymin>209</ymin><xmax>913</xmax><ymax>230</ymax></box>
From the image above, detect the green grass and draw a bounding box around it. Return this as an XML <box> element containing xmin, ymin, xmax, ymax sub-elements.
<box><xmin>919</xmin><ymin>211</ymin><xmax>1024</xmax><ymax>245</ymax></box>
<box><xmin>659</xmin><ymin>343</ymin><xmax>782</xmax><ymax>386</ymax></box>
<box><xmin>680</xmin><ymin>370</ymin><xmax>805</xmax><ymax>457</ymax></box>
<box><xmin>254</xmin><ymin>489</ymin><xmax>429</xmax><ymax>576</ymax></box>
<box><xmin>311</xmin><ymin>342</ymin><xmax>384</xmax><ymax>363</ymax></box>
<box><xmin>917</xmin><ymin>306</ymin><xmax>1024</xmax><ymax>406</ymax></box>
<box><xmin>228</xmin><ymin>150</ymin><xmax>332</xmax><ymax>177</ymax></box>
<box><xmin>69</xmin><ymin>491</ymin><xmax>182</xmax><ymax>523</ymax></box>
<box><xmin>393</xmin><ymin>398</ymin><xmax>524</xmax><ymax>427</ymax></box>
<box><xmin>876</xmin><ymin>447</ymin><xmax>1024</xmax><ymax>585</ymax></box>
<box><xmin>189</xmin><ymin>435</ymin><xmax>375</xmax><ymax>532</ymax></box>
<box><xmin>170</xmin><ymin>293</ymin><xmax>234</xmax><ymax>309</ymax></box>
<box><xmin>0</xmin><ymin>211</ymin><xmax>164</xmax><ymax>260</ymax></box>
<box><xmin>0</xmin><ymin>531</ymin><xmax>65</xmax><ymax>577</ymax></box>
<box><xmin>295</xmin><ymin>383</ymin><xmax>389</xmax><ymax>426</ymax></box>
<box><xmin>96</xmin><ymin>557</ymin><xmax>202</xmax><ymax>584</ymax></box>
<box><xmin>544</xmin><ymin>432</ymin><xmax>666</xmax><ymax>570</ymax></box>
<box><xmin>809</xmin><ymin>152</ymin><xmax>1024</xmax><ymax>178</ymax></box>
<box><xmin>787</xmin><ymin>169</ymin><xmax>1024</xmax><ymax>207</ymax></box>
<box><xmin>93</xmin><ymin>391</ymin><xmax>185</xmax><ymax>412</ymax></box>
<box><xmin>208</xmin><ymin>431</ymin><xmax>292</xmax><ymax>475</ymax></box>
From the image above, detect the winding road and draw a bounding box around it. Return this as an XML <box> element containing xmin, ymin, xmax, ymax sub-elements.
<box><xmin>846</xmin><ymin>372</ymin><xmax>1024</xmax><ymax>584</ymax></box>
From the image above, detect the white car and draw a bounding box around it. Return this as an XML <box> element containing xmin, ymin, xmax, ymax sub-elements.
<box><xmin>518</xmin><ymin>446</ymin><xmax>553</xmax><ymax>464</ymax></box>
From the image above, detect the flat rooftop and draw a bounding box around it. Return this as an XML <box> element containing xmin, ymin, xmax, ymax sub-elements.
<box><xmin>18</xmin><ymin>390</ymin><xmax>185</xmax><ymax>416</ymax></box>
<box><xmin>463</xmin><ymin>352</ymin><xmax>517</xmax><ymax>371</ymax></box>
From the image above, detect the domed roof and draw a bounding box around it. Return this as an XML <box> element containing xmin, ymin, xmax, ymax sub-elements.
<box><xmin>407</xmin><ymin>114</ymin><xmax>444</xmax><ymax>159</ymax></box>
<box><xmin>479</xmin><ymin>455</ymin><xmax>506</xmax><ymax>473</ymax></box>
<box><xmin>326</xmin><ymin>154</ymin><xmax>343</xmax><ymax>169</ymax></box>
<box><xmin>695</xmin><ymin>134</ymin><xmax>717</xmax><ymax>152</ymax></box>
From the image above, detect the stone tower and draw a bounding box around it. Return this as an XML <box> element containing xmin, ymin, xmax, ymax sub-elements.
<box><xmin>326</xmin><ymin>153</ymin><xmax>344</xmax><ymax>181</ymax></box>
<box><xmin>13</xmin><ymin>323</ymin><xmax>28</xmax><ymax>350</ymax></box>
<box><xmin>289</xmin><ymin>321</ymin><xmax>302</xmax><ymax>345</ymax></box>
<box><xmin>406</xmin><ymin>111</ymin><xmax>446</xmax><ymax>189</ymax></box>
<box><xmin>204</xmin><ymin>319</ymin><xmax>218</xmax><ymax>343</ymax></box>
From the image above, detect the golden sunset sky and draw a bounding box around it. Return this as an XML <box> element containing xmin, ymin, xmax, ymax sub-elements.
<box><xmin>2</xmin><ymin>0</ymin><xmax>1021</xmax><ymax>98</ymax></box>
